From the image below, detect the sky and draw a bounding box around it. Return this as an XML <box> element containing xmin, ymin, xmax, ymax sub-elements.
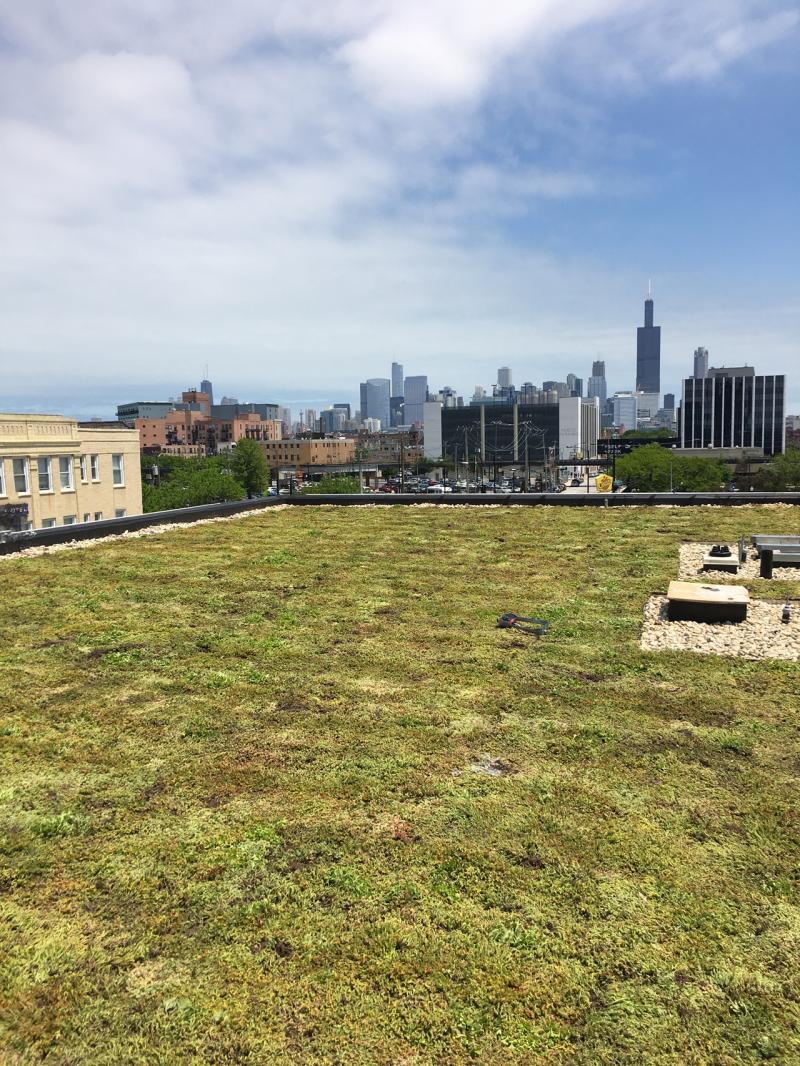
<box><xmin>1</xmin><ymin>0</ymin><xmax>799</xmax><ymax>419</ymax></box>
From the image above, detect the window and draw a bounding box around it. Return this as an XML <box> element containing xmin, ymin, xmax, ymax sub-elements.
<box><xmin>112</xmin><ymin>454</ymin><xmax>124</xmax><ymax>486</ymax></box>
<box><xmin>94</xmin><ymin>512</ymin><xmax>103</xmax><ymax>521</ymax></box>
<box><xmin>59</xmin><ymin>456</ymin><xmax>74</xmax><ymax>491</ymax></box>
<box><xmin>37</xmin><ymin>457</ymin><xmax>53</xmax><ymax>493</ymax></box>
<box><xmin>115</xmin><ymin>508</ymin><xmax>127</xmax><ymax>518</ymax></box>
<box><xmin>83</xmin><ymin>513</ymin><xmax>91</xmax><ymax>523</ymax></box>
<box><xmin>41</xmin><ymin>517</ymin><xmax>56</xmax><ymax>528</ymax></box>
<box><xmin>0</xmin><ymin>459</ymin><xmax>5</xmax><ymax>497</ymax></box>
<box><xmin>80</xmin><ymin>455</ymin><xmax>88</xmax><ymax>482</ymax></box>
<box><xmin>90</xmin><ymin>454</ymin><xmax>100</xmax><ymax>481</ymax></box>
<box><xmin>63</xmin><ymin>515</ymin><xmax>76</xmax><ymax>525</ymax></box>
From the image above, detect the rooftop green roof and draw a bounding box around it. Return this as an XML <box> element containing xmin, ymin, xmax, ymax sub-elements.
<box><xmin>2</xmin><ymin>504</ymin><xmax>799</xmax><ymax>1063</ymax></box>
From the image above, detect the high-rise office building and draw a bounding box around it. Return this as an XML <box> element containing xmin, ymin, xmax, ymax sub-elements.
<box><xmin>333</xmin><ymin>403</ymin><xmax>351</xmax><ymax>420</ymax></box>
<box><xmin>200</xmin><ymin>374</ymin><xmax>214</xmax><ymax>406</ymax></box>
<box><xmin>635</xmin><ymin>392</ymin><xmax>659</xmax><ymax>420</ymax></box>
<box><xmin>663</xmin><ymin>393</ymin><xmax>675</xmax><ymax>411</ymax></box>
<box><xmin>497</xmin><ymin>367</ymin><xmax>512</xmax><ymax>388</ymax></box>
<box><xmin>319</xmin><ymin>408</ymin><xmax>347</xmax><ymax>433</ymax></box>
<box><xmin>558</xmin><ymin>396</ymin><xmax>600</xmax><ymax>460</ymax></box>
<box><xmin>362</xmin><ymin>379</ymin><xmax>390</xmax><ymax>430</ymax></box>
<box><xmin>680</xmin><ymin>367</ymin><xmax>786</xmax><ymax>455</ymax></box>
<box><xmin>587</xmin><ymin>360</ymin><xmax>607</xmax><ymax>404</ymax></box>
<box><xmin>566</xmin><ymin>374</ymin><xmax>583</xmax><ymax>397</ymax></box>
<box><xmin>437</xmin><ymin>386</ymin><xmax>462</xmax><ymax>408</ymax></box>
<box><xmin>403</xmin><ymin>376</ymin><xmax>428</xmax><ymax>426</ymax></box>
<box><xmin>636</xmin><ymin>287</ymin><xmax>661</xmax><ymax>395</ymax></box>
<box><xmin>391</xmin><ymin>362</ymin><xmax>404</xmax><ymax>398</ymax></box>
<box><xmin>693</xmin><ymin>347</ymin><xmax>709</xmax><ymax>379</ymax></box>
<box><xmin>613</xmin><ymin>392</ymin><xmax>638</xmax><ymax>432</ymax></box>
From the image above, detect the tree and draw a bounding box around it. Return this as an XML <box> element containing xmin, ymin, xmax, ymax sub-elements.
<box><xmin>231</xmin><ymin>438</ymin><xmax>270</xmax><ymax>497</ymax></box>
<box><xmin>616</xmin><ymin>444</ymin><xmax>729</xmax><ymax>491</ymax></box>
<box><xmin>141</xmin><ymin>458</ymin><xmax>246</xmax><ymax>512</ymax></box>
<box><xmin>754</xmin><ymin>446</ymin><xmax>800</xmax><ymax>490</ymax></box>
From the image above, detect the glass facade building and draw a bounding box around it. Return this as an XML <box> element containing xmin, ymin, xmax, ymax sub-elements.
<box><xmin>679</xmin><ymin>369</ymin><xmax>786</xmax><ymax>455</ymax></box>
<box><xmin>636</xmin><ymin>296</ymin><xmax>661</xmax><ymax>394</ymax></box>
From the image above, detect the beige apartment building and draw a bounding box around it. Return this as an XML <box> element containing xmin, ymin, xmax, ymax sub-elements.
<box><xmin>0</xmin><ymin>414</ymin><xmax>142</xmax><ymax>530</ymax></box>
<box><xmin>259</xmin><ymin>437</ymin><xmax>356</xmax><ymax>470</ymax></box>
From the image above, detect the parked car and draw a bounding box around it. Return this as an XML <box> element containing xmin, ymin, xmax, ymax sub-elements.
<box><xmin>570</xmin><ymin>477</ymin><xmax>582</xmax><ymax>487</ymax></box>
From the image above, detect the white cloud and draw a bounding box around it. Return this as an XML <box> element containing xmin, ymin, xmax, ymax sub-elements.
<box><xmin>0</xmin><ymin>1</ymin><xmax>798</xmax><ymax>410</ymax></box>
<box><xmin>666</xmin><ymin>8</ymin><xmax>800</xmax><ymax>80</ymax></box>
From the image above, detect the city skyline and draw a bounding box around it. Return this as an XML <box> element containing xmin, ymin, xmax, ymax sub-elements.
<box><xmin>1</xmin><ymin>3</ymin><xmax>798</xmax><ymax>416</ymax></box>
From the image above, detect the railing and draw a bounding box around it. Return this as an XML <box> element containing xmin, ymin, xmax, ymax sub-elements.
<box><xmin>2</xmin><ymin>491</ymin><xmax>800</xmax><ymax>556</ymax></box>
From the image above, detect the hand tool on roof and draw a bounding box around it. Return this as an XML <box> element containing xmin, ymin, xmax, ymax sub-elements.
<box><xmin>496</xmin><ymin>613</ymin><xmax>549</xmax><ymax>636</ymax></box>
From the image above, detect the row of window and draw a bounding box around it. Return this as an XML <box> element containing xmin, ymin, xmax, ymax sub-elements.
<box><xmin>0</xmin><ymin>453</ymin><xmax>125</xmax><ymax>496</ymax></box>
<box><xmin>36</xmin><ymin>510</ymin><xmax>127</xmax><ymax>530</ymax></box>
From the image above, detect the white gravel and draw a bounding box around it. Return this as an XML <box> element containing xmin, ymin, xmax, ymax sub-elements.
<box><xmin>0</xmin><ymin>505</ymin><xmax>290</xmax><ymax>562</ymax></box>
<box><xmin>678</xmin><ymin>542</ymin><xmax>800</xmax><ymax>583</ymax></box>
<box><xmin>641</xmin><ymin>594</ymin><xmax>800</xmax><ymax>661</ymax></box>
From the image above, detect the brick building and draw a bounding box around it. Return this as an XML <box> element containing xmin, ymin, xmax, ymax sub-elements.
<box><xmin>259</xmin><ymin>438</ymin><xmax>355</xmax><ymax>470</ymax></box>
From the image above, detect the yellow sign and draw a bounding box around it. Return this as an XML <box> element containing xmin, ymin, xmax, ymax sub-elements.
<box><xmin>595</xmin><ymin>473</ymin><xmax>613</xmax><ymax>493</ymax></box>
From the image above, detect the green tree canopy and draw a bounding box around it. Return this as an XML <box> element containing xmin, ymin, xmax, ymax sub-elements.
<box><xmin>754</xmin><ymin>446</ymin><xmax>800</xmax><ymax>491</ymax></box>
<box><xmin>141</xmin><ymin>455</ymin><xmax>246</xmax><ymax>512</ymax></box>
<box><xmin>616</xmin><ymin>444</ymin><xmax>729</xmax><ymax>492</ymax></box>
<box><xmin>231</xmin><ymin>438</ymin><xmax>270</xmax><ymax>497</ymax></box>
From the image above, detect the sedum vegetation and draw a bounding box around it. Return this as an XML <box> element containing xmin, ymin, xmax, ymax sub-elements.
<box><xmin>1</xmin><ymin>504</ymin><xmax>800</xmax><ymax>1065</ymax></box>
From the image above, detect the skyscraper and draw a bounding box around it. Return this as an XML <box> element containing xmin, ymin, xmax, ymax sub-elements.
<box><xmin>566</xmin><ymin>374</ymin><xmax>583</xmax><ymax>397</ymax></box>
<box><xmin>497</xmin><ymin>367</ymin><xmax>513</xmax><ymax>388</ymax></box>
<box><xmin>363</xmin><ymin>379</ymin><xmax>390</xmax><ymax>429</ymax></box>
<box><xmin>613</xmin><ymin>392</ymin><xmax>638</xmax><ymax>432</ymax></box>
<box><xmin>663</xmin><ymin>393</ymin><xmax>675</xmax><ymax>411</ymax></box>
<box><xmin>587</xmin><ymin>361</ymin><xmax>607</xmax><ymax>404</ymax></box>
<box><xmin>391</xmin><ymin>362</ymin><xmax>404</xmax><ymax>398</ymax></box>
<box><xmin>200</xmin><ymin>370</ymin><xmax>213</xmax><ymax>406</ymax></box>
<box><xmin>693</xmin><ymin>347</ymin><xmax>709</xmax><ymax>379</ymax></box>
<box><xmin>403</xmin><ymin>375</ymin><xmax>428</xmax><ymax>426</ymax></box>
<box><xmin>636</xmin><ymin>286</ymin><xmax>661</xmax><ymax>395</ymax></box>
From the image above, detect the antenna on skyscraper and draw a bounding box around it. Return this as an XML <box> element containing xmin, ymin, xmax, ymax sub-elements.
<box><xmin>647</xmin><ymin>279</ymin><xmax>652</xmax><ymax>299</ymax></box>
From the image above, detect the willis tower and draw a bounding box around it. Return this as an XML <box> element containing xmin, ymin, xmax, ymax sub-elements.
<box><xmin>636</xmin><ymin>284</ymin><xmax>661</xmax><ymax>395</ymax></box>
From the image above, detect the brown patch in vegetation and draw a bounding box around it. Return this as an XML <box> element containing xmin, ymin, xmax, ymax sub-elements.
<box><xmin>85</xmin><ymin>642</ymin><xmax>144</xmax><ymax>660</ymax></box>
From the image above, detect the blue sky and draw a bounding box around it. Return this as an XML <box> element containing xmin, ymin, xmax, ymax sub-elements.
<box><xmin>1</xmin><ymin>1</ymin><xmax>798</xmax><ymax>419</ymax></box>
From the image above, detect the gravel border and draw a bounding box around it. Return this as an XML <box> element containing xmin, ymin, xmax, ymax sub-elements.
<box><xmin>641</xmin><ymin>594</ymin><xmax>800</xmax><ymax>661</ymax></box>
<box><xmin>678</xmin><ymin>542</ymin><xmax>800</xmax><ymax>583</ymax></box>
<box><xmin>0</xmin><ymin>505</ymin><xmax>291</xmax><ymax>563</ymax></box>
